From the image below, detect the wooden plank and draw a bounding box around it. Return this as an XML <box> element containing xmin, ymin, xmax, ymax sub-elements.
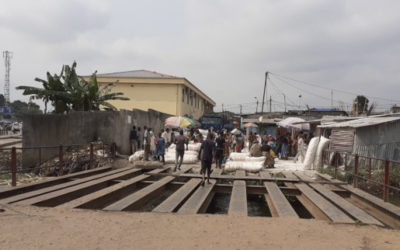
<box><xmin>228</xmin><ymin>170</ymin><xmax>247</xmax><ymax>216</ymax></box>
<box><xmin>293</xmin><ymin>172</ymin><xmax>315</xmax><ymax>182</ymax></box>
<box><xmin>145</xmin><ymin>172</ymin><xmax>302</xmax><ymax>183</ymax></box>
<box><xmin>295</xmin><ymin>183</ymin><xmax>354</xmax><ymax>224</ymax></box>
<box><xmin>103</xmin><ymin>166</ymin><xmax>190</xmax><ymax>211</ymax></box>
<box><xmin>260</xmin><ymin>171</ymin><xmax>272</xmax><ymax>178</ymax></box>
<box><xmin>282</xmin><ymin>171</ymin><xmax>299</xmax><ymax>180</ymax></box>
<box><xmin>228</xmin><ymin>181</ymin><xmax>247</xmax><ymax>216</ymax></box>
<box><xmin>0</xmin><ymin>167</ymin><xmax>129</xmax><ymax>204</ymax></box>
<box><xmin>341</xmin><ymin>184</ymin><xmax>400</xmax><ymax>220</ymax></box>
<box><xmin>211</xmin><ymin>168</ymin><xmax>222</xmax><ymax>177</ymax></box>
<box><xmin>315</xmin><ymin>173</ymin><xmax>343</xmax><ymax>184</ymax></box>
<box><xmin>58</xmin><ymin>168</ymin><xmax>167</xmax><ymax>209</ymax></box>
<box><xmin>264</xmin><ymin>182</ymin><xmax>298</xmax><ymax>217</ymax></box>
<box><xmin>103</xmin><ymin>177</ymin><xmax>175</xmax><ymax>211</ymax></box>
<box><xmin>282</xmin><ymin>174</ymin><xmax>328</xmax><ymax>220</ymax></box>
<box><xmin>310</xmin><ymin>184</ymin><xmax>383</xmax><ymax>226</ymax></box>
<box><xmin>177</xmin><ymin>179</ymin><xmax>216</xmax><ymax>214</ymax></box>
<box><xmin>235</xmin><ymin>170</ymin><xmax>246</xmax><ymax>178</ymax></box>
<box><xmin>14</xmin><ymin>168</ymin><xmax>142</xmax><ymax>206</ymax></box>
<box><xmin>0</xmin><ymin>166</ymin><xmax>112</xmax><ymax>199</ymax></box>
<box><xmin>296</xmin><ymin>194</ymin><xmax>330</xmax><ymax>221</ymax></box>
<box><xmin>153</xmin><ymin>178</ymin><xmax>202</xmax><ymax>213</ymax></box>
<box><xmin>260</xmin><ymin>171</ymin><xmax>297</xmax><ymax>217</ymax></box>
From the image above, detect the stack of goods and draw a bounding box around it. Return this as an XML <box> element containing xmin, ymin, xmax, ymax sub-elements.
<box><xmin>164</xmin><ymin>141</ymin><xmax>201</xmax><ymax>164</ymax></box>
<box><xmin>224</xmin><ymin>152</ymin><xmax>266</xmax><ymax>173</ymax></box>
<box><xmin>303</xmin><ymin>136</ymin><xmax>330</xmax><ymax>170</ymax></box>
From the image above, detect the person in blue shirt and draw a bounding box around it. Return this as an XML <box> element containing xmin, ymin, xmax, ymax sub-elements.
<box><xmin>156</xmin><ymin>132</ymin><xmax>166</xmax><ymax>164</ymax></box>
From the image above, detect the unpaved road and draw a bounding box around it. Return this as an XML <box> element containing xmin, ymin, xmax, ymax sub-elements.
<box><xmin>0</xmin><ymin>204</ymin><xmax>399</xmax><ymax>250</ymax></box>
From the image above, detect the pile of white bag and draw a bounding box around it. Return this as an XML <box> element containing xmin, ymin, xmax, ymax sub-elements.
<box><xmin>303</xmin><ymin>136</ymin><xmax>330</xmax><ymax>170</ymax></box>
<box><xmin>225</xmin><ymin>161</ymin><xmax>264</xmax><ymax>172</ymax></box>
<box><xmin>129</xmin><ymin>150</ymin><xmax>144</xmax><ymax>163</ymax></box>
<box><xmin>224</xmin><ymin>152</ymin><xmax>265</xmax><ymax>172</ymax></box>
<box><xmin>164</xmin><ymin>141</ymin><xmax>201</xmax><ymax>164</ymax></box>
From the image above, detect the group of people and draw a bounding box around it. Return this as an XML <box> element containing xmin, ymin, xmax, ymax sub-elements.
<box><xmin>129</xmin><ymin>125</ymin><xmax>308</xmax><ymax>186</ymax></box>
<box><xmin>274</xmin><ymin>132</ymin><xmax>308</xmax><ymax>162</ymax></box>
<box><xmin>130</xmin><ymin>126</ymin><xmax>176</xmax><ymax>164</ymax></box>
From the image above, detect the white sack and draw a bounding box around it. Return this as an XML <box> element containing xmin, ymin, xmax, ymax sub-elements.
<box><xmin>188</xmin><ymin>143</ymin><xmax>201</xmax><ymax>152</ymax></box>
<box><xmin>165</xmin><ymin>153</ymin><xmax>199</xmax><ymax>164</ymax></box>
<box><xmin>313</xmin><ymin>136</ymin><xmax>330</xmax><ymax>169</ymax></box>
<box><xmin>303</xmin><ymin>137</ymin><xmax>320</xmax><ymax>170</ymax></box>
<box><xmin>229</xmin><ymin>152</ymin><xmax>250</xmax><ymax>161</ymax></box>
<box><xmin>245</xmin><ymin>156</ymin><xmax>266</xmax><ymax>162</ymax></box>
<box><xmin>129</xmin><ymin>150</ymin><xmax>144</xmax><ymax>163</ymax></box>
<box><xmin>224</xmin><ymin>161</ymin><xmax>264</xmax><ymax>173</ymax></box>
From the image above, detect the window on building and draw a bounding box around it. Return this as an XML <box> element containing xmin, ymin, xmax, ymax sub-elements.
<box><xmin>182</xmin><ymin>89</ymin><xmax>185</xmax><ymax>102</ymax></box>
<box><xmin>190</xmin><ymin>90</ymin><xmax>193</xmax><ymax>106</ymax></box>
<box><xmin>186</xmin><ymin>88</ymin><xmax>189</xmax><ymax>104</ymax></box>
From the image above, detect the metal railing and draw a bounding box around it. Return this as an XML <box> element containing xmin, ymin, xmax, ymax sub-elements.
<box><xmin>0</xmin><ymin>142</ymin><xmax>116</xmax><ymax>187</ymax></box>
<box><xmin>321</xmin><ymin>149</ymin><xmax>400</xmax><ymax>203</ymax></box>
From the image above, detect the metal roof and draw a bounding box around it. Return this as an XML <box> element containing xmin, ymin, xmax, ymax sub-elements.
<box><xmin>242</xmin><ymin>118</ymin><xmax>281</xmax><ymax>124</ymax></box>
<box><xmin>318</xmin><ymin>117</ymin><xmax>400</xmax><ymax>129</ymax></box>
<box><xmin>96</xmin><ymin>69</ymin><xmax>177</xmax><ymax>78</ymax></box>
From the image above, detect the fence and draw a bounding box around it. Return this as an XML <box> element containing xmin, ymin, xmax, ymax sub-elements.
<box><xmin>0</xmin><ymin>142</ymin><xmax>116</xmax><ymax>187</ymax></box>
<box><xmin>321</xmin><ymin>149</ymin><xmax>400</xmax><ymax>204</ymax></box>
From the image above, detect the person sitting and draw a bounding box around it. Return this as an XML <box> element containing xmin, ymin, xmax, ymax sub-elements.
<box><xmin>261</xmin><ymin>143</ymin><xmax>275</xmax><ymax>168</ymax></box>
<box><xmin>250</xmin><ymin>140</ymin><xmax>262</xmax><ymax>157</ymax></box>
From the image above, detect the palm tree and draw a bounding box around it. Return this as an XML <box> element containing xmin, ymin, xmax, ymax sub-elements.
<box><xmin>17</xmin><ymin>62</ymin><xmax>129</xmax><ymax>113</ymax></box>
<box><xmin>17</xmin><ymin>70</ymin><xmax>70</xmax><ymax>114</ymax></box>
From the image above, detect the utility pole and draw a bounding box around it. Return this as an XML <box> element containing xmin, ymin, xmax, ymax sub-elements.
<box><xmin>239</xmin><ymin>104</ymin><xmax>242</xmax><ymax>116</ymax></box>
<box><xmin>282</xmin><ymin>94</ymin><xmax>287</xmax><ymax>112</ymax></box>
<box><xmin>261</xmin><ymin>72</ymin><xmax>268</xmax><ymax>114</ymax></box>
<box><xmin>331</xmin><ymin>90</ymin><xmax>333</xmax><ymax>108</ymax></box>
<box><xmin>269</xmin><ymin>96</ymin><xmax>272</xmax><ymax>113</ymax></box>
<box><xmin>3</xmin><ymin>51</ymin><xmax>12</xmax><ymax>105</ymax></box>
<box><xmin>254</xmin><ymin>97</ymin><xmax>259</xmax><ymax>114</ymax></box>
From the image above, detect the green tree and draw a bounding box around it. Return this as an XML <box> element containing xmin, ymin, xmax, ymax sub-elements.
<box><xmin>9</xmin><ymin>100</ymin><xmax>42</xmax><ymax>120</ymax></box>
<box><xmin>353</xmin><ymin>95</ymin><xmax>369</xmax><ymax>115</ymax></box>
<box><xmin>16</xmin><ymin>62</ymin><xmax>129</xmax><ymax>113</ymax></box>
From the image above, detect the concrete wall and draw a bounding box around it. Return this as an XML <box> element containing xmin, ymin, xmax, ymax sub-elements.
<box><xmin>22</xmin><ymin>109</ymin><xmax>171</xmax><ymax>167</ymax></box>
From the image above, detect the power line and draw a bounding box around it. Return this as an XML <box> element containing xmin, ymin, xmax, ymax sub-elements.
<box><xmin>271</xmin><ymin>74</ymin><xmax>353</xmax><ymax>105</ymax></box>
<box><xmin>268</xmin><ymin>71</ymin><xmax>400</xmax><ymax>103</ymax></box>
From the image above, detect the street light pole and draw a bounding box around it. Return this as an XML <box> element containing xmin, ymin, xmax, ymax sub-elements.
<box><xmin>282</xmin><ymin>94</ymin><xmax>287</xmax><ymax>112</ymax></box>
<box><xmin>254</xmin><ymin>97</ymin><xmax>259</xmax><ymax>114</ymax></box>
<box><xmin>261</xmin><ymin>72</ymin><xmax>268</xmax><ymax>114</ymax></box>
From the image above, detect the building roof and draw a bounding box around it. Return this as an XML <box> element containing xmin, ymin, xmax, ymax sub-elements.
<box><xmin>318</xmin><ymin>116</ymin><xmax>400</xmax><ymax>129</ymax></box>
<box><xmin>96</xmin><ymin>69</ymin><xmax>177</xmax><ymax>78</ymax></box>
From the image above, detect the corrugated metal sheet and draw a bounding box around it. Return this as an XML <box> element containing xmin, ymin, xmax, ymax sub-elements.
<box><xmin>354</xmin><ymin>142</ymin><xmax>400</xmax><ymax>161</ymax></box>
<box><xmin>319</xmin><ymin>117</ymin><xmax>400</xmax><ymax>129</ymax></box>
<box><xmin>329</xmin><ymin>129</ymin><xmax>355</xmax><ymax>153</ymax></box>
<box><xmin>353</xmin><ymin>119</ymin><xmax>400</xmax><ymax>161</ymax></box>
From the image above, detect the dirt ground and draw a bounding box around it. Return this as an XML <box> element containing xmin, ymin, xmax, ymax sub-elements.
<box><xmin>0</xmin><ymin>204</ymin><xmax>399</xmax><ymax>250</ymax></box>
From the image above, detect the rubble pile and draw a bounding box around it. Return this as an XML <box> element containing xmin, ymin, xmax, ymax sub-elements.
<box><xmin>35</xmin><ymin>145</ymin><xmax>113</xmax><ymax>176</ymax></box>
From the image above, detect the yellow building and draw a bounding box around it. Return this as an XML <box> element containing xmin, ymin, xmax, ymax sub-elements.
<box><xmin>92</xmin><ymin>70</ymin><xmax>215</xmax><ymax>120</ymax></box>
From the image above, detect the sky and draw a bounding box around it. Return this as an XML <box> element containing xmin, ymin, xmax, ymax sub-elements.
<box><xmin>1</xmin><ymin>0</ymin><xmax>400</xmax><ymax>114</ymax></box>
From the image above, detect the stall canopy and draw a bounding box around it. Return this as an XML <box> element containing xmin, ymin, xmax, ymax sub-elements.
<box><xmin>276</xmin><ymin>117</ymin><xmax>310</xmax><ymax>130</ymax></box>
<box><xmin>165</xmin><ymin>116</ymin><xmax>200</xmax><ymax>128</ymax></box>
